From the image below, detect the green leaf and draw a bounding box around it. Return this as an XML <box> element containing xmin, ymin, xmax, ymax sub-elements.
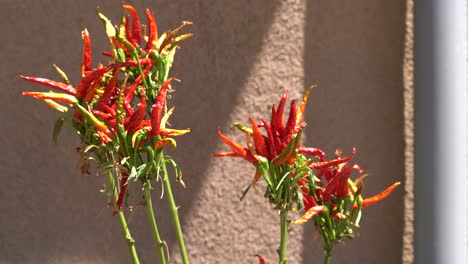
<box><xmin>276</xmin><ymin>170</ymin><xmax>293</xmax><ymax>191</ymax></box>
<box><xmin>128</xmin><ymin>166</ymin><xmax>138</xmax><ymax>182</ymax></box>
<box><xmin>165</xmin><ymin>156</ymin><xmax>185</xmax><ymax>187</ymax></box>
<box><xmin>52</xmin><ymin>117</ymin><xmax>66</xmax><ymax>143</ymax></box>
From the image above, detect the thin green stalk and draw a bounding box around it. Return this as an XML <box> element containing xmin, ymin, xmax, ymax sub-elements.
<box><xmin>143</xmin><ymin>179</ymin><xmax>167</xmax><ymax>264</ymax></box>
<box><xmin>161</xmin><ymin>154</ymin><xmax>190</xmax><ymax>264</ymax></box>
<box><xmin>324</xmin><ymin>246</ymin><xmax>333</xmax><ymax>264</ymax></box>
<box><xmin>279</xmin><ymin>210</ymin><xmax>288</xmax><ymax>264</ymax></box>
<box><xmin>106</xmin><ymin>172</ymin><xmax>140</xmax><ymax>264</ymax></box>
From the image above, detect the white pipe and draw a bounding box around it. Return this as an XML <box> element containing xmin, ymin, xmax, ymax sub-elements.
<box><xmin>414</xmin><ymin>0</ymin><xmax>467</xmax><ymax>263</ymax></box>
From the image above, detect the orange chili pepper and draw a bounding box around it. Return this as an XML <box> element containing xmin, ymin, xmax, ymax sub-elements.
<box><xmin>249</xmin><ymin>117</ymin><xmax>268</xmax><ymax>157</ymax></box>
<box><xmin>356</xmin><ymin>182</ymin><xmax>400</xmax><ymax>208</ymax></box>
<box><xmin>122</xmin><ymin>4</ymin><xmax>142</xmax><ymax>45</ymax></box>
<box><xmin>81</xmin><ymin>28</ymin><xmax>92</xmax><ymax>77</ymax></box>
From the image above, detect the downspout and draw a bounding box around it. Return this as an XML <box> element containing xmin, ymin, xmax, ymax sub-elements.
<box><xmin>414</xmin><ymin>0</ymin><xmax>467</xmax><ymax>263</ymax></box>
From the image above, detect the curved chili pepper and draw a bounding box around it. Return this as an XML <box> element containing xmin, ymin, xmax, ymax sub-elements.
<box><xmin>160</xmin><ymin>128</ymin><xmax>190</xmax><ymax>137</ymax></box>
<box><xmin>299</xmin><ymin>147</ymin><xmax>326</xmax><ymax>161</ymax></box>
<box><xmin>125</xmin><ymin>87</ymin><xmax>147</xmax><ymax>133</ymax></box>
<box><xmin>122</xmin><ymin>4</ymin><xmax>141</xmax><ymax>46</ymax></box>
<box><xmin>261</xmin><ymin>119</ymin><xmax>277</xmax><ymax>158</ymax></box>
<box><xmin>255</xmin><ymin>255</ymin><xmax>267</xmax><ymax>264</ymax></box>
<box><xmin>155</xmin><ymin>138</ymin><xmax>176</xmax><ymax>150</ymax></box>
<box><xmin>283</xmin><ymin>99</ymin><xmax>297</xmax><ymax>147</ymax></box>
<box><xmin>76</xmin><ymin>62</ymin><xmax>136</xmax><ymax>99</ymax></box>
<box><xmin>150</xmin><ymin>77</ymin><xmax>175</xmax><ymax>136</ymax></box>
<box><xmin>145</xmin><ymin>8</ymin><xmax>158</xmax><ymax>51</ymax></box>
<box><xmin>97</xmin><ymin>68</ymin><xmax>120</xmax><ymax>111</ymax></box>
<box><xmin>81</xmin><ymin>28</ymin><xmax>92</xmax><ymax>77</ymax></box>
<box><xmin>124</xmin><ymin>64</ymin><xmax>152</xmax><ymax>107</ymax></box>
<box><xmin>249</xmin><ymin>117</ymin><xmax>268</xmax><ymax>157</ymax></box>
<box><xmin>291</xmin><ymin>205</ymin><xmax>325</xmax><ymax>225</ymax></box>
<box><xmin>294</xmin><ymin>85</ymin><xmax>316</xmax><ymax>134</ymax></box>
<box><xmin>216</xmin><ymin>128</ymin><xmax>257</xmax><ymax>164</ymax></box>
<box><xmin>274</xmin><ymin>90</ymin><xmax>288</xmax><ymax>136</ymax></box>
<box><xmin>20</xmin><ymin>75</ymin><xmax>77</xmax><ymax>95</ymax></box>
<box><xmin>356</xmin><ymin>182</ymin><xmax>401</xmax><ymax>209</ymax></box>
<box><xmin>124</xmin><ymin>15</ymin><xmax>134</xmax><ymax>45</ymax></box>
<box><xmin>83</xmin><ymin>76</ymin><xmax>102</xmax><ymax>103</ymax></box>
<box><xmin>115</xmin><ymin>171</ymin><xmax>129</xmax><ymax>212</ymax></box>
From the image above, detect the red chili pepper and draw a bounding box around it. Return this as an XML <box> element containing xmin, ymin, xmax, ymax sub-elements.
<box><xmin>309</xmin><ymin>155</ymin><xmax>352</xmax><ymax>170</ymax></box>
<box><xmin>83</xmin><ymin>76</ymin><xmax>101</xmax><ymax>103</ymax></box>
<box><xmin>20</xmin><ymin>75</ymin><xmax>77</xmax><ymax>95</ymax></box>
<box><xmin>76</xmin><ymin>62</ymin><xmax>136</xmax><ymax>99</ymax></box>
<box><xmin>124</xmin><ymin>64</ymin><xmax>152</xmax><ymax>107</ymax></box>
<box><xmin>102</xmin><ymin>51</ymin><xmax>113</xmax><ymax>57</ymax></box>
<box><xmin>291</xmin><ymin>205</ymin><xmax>326</xmax><ymax>225</ymax></box>
<box><xmin>299</xmin><ymin>147</ymin><xmax>326</xmax><ymax>161</ymax></box>
<box><xmin>261</xmin><ymin>119</ymin><xmax>277</xmax><ymax>158</ymax></box>
<box><xmin>81</xmin><ymin>28</ymin><xmax>92</xmax><ymax>77</ymax></box>
<box><xmin>145</xmin><ymin>8</ymin><xmax>158</xmax><ymax>51</ymax></box>
<box><xmin>255</xmin><ymin>255</ymin><xmax>267</xmax><ymax>264</ymax></box>
<box><xmin>283</xmin><ymin>99</ymin><xmax>297</xmax><ymax>147</ymax></box>
<box><xmin>92</xmin><ymin>109</ymin><xmax>113</xmax><ymax>120</ymax></box>
<box><xmin>124</xmin><ymin>15</ymin><xmax>134</xmax><ymax>45</ymax></box>
<box><xmin>151</xmin><ymin>77</ymin><xmax>175</xmax><ymax>136</ymax></box>
<box><xmin>216</xmin><ymin>128</ymin><xmax>257</xmax><ymax>164</ymax></box>
<box><xmin>249</xmin><ymin>117</ymin><xmax>268</xmax><ymax>157</ymax></box>
<box><xmin>356</xmin><ymin>182</ymin><xmax>401</xmax><ymax>209</ymax></box>
<box><xmin>125</xmin><ymin>87</ymin><xmax>146</xmax><ymax>133</ymax></box>
<box><xmin>212</xmin><ymin>151</ymin><xmax>238</xmax><ymax>158</ymax></box>
<box><xmin>115</xmin><ymin>172</ymin><xmax>129</xmax><ymax>212</ymax></box>
<box><xmin>122</xmin><ymin>4</ymin><xmax>142</xmax><ymax>45</ymax></box>
<box><xmin>97</xmin><ymin>68</ymin><xmax>120</xmax><ymax>111</ymax></box>
<box><xmin>100</xmin><ymin>104</ymin><xmax>116</xmax><ymax>117</ymax></box>
<box><xmin>274</xmin><ymin>90</ymin><xmax>288</xmax><ymax>136</ymax></box>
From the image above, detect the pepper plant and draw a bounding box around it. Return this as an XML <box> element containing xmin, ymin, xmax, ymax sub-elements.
<box><xmin>21</xmin><ymin>4</ymin><xmax>191</xmax><ymax>264</ymax></box>
<box><xmin>214</xmin><ymin>87</ymin><xmax>400</xmax><ymax>264</ymax></box>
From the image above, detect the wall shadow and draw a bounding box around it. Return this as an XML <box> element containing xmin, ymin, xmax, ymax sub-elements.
<box><xmin>303</xmin><ymin>1</ymin><xmax>407</xmax><ymax>263</ymax></box>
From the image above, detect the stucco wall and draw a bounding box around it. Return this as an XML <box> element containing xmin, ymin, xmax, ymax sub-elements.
<box><xmin>0</xmin><ymin>0</ymin><xmax>408</xmax><ymax>263</ymax></box>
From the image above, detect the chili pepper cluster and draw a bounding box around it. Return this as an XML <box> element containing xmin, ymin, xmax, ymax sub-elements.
<box><xmin>214</xmin><ymin>87</ymin><xmax>400</xmax><ymax>262</ymax></box>
<box><xmin>21</xmin><ymin>4</ymin><xmax>192</xmax><ymax>211</ymax></box>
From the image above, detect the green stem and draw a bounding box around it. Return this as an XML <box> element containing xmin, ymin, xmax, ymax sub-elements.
<box><xmin>279</xmin><ymin>210</ymin><xmax>288</xmax><ymax>264</ymax></box>
<box><xmin>161</xmin><ymin>154</ymin><xmax>190</xmax><ymax>264</ymax></box>
<box><xmin>324</xmin><ymin>246</ymin><xmax>333</xmax><ymax>264</ymax></box>
<box><xmin>106</xmin><ymin>172</ymin><xmax>140</xmax><ymax>264</ymax></box>
<box><xmin>143</xmin><ymin>179</ymin><xmax>167</xmax><ymax>264</ymax></box>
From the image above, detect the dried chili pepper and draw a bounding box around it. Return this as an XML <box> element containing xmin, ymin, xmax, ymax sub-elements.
<box><xmin>291</xmin><ymin>205</ymin><xmax>325</xmax><ymax>225</ymax></box>
<box><xmin>76</xmin><ymin>62</ymin><xmax>137</xmax><ymax>99</ymax></box>
<box><xmin>145</xmin><ymin>8</ymin><xmax>158</xmax><ymax>51</ymax></box>
<box><xmin>125</xmin><ymin>87</ymin><xmax>147</xmax><ymax>133</ymax></box>
<box><xmin>355</xmin><ymin>182</ymin><xmax>401</xmax><ymax>209</ymax></box>
<box><xmin>216</xmin><ymin>129</ymin><xmax>257</xmax><ymax>164</ymax></box>
<box><xmin>81</xmin><ymin>28</ymin><xmax>92</xmax><ymax>77</ymax></box>
<box><xmin>299</xmin><ymin>147</ymin><xmax>326</xmax><ymax>161</ymax></box>
<box><xmin>255</xmin><ymin>255</ymin><xmax>267</xmax><ymax>264</ymax></box>
<box><xmin>150</xmin><ymin>77</ymin><xmax>175</xmax><ymax>136</ymax></box>
<box><xmin>122</xmin><ymin>4</ymin><xmax>141</xmax><ymax>46</ymax></box>
<box><xmin>20</xmin><ymin>75</ymin><xmax>77</xmax><ymax>95</ymax></box>
<box><xmin>22</xmin><ymin>91</ymin><xmax>78</xmax><ymax>104</ymax></box>
<box><xmin>249</xmin><ymin>117</ymin><xmax>268</xmax><ymax>157</ymax></box>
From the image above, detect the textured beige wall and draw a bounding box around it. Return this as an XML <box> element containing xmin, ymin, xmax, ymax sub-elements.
<box><xmin>1</xmin><ymin>0</ymin><xmax>408</xmax><ymax>263</ymax></box>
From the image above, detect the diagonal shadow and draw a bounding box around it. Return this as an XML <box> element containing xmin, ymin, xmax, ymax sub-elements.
<box><xmin>303</xmin><ymin>1</ymin><xmax>407</xmax><ymax>263</ymax></box>
<box><xmin>0</xmin><ymin>0</ymin><xmax>280</xmax><ymax>263</ymax></box>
